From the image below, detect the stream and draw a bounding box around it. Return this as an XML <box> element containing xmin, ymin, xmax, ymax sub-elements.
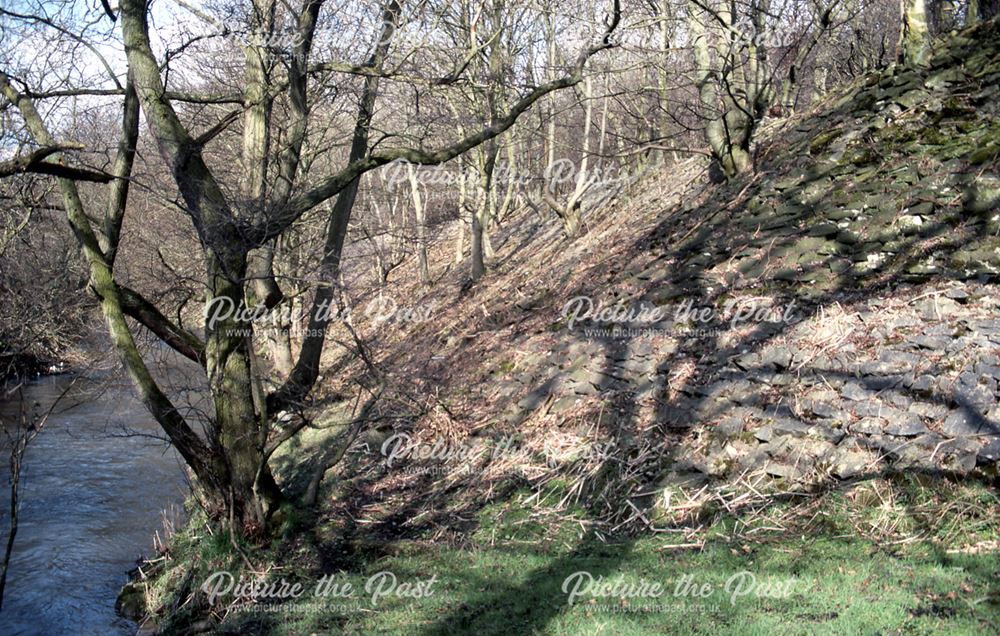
<box><xmin>0</xmin><ymin>373</ymin><xmax>187</xmax><ymax>635</ymax></box>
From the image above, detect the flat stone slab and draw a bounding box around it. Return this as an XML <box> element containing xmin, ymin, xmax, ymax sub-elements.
<box><xmin>911</xmin><ymin>335</ymin><xmax>952</xmax><ymax>350</ymax></box>
<box><xmin>763</xmin><ymin>461</ymin><xmax>805</xmax><ymax>480</ymax></box>
<box><xmin>942</xmin><ymin>410</ymin><xmax>993</xmax><ymax>437</ymax></box>
<box><xmin>851</xmin><ymin>417</ymin><xmax>884</xmax><ymax>435</ymax></box>
<box><xmin>829</xmin><ymin>449</ymin><xmax>874</xmax><ymax>479</ymax></box>
<box><xmin>977</xmin><ymin>438</ymin><xmax>1000</xmax><ymax>464</ymax></box>
<box><xmin>937</xmin><ymin>438</ymin><xmax>980</xmax><ymax>474</ymax></box>
<box><xmin>841</xmin><ymin>382</ymin><xmax>871</xmax><ymax>401</ymax></box>
<box><xmin>883</xmin><ymin>409</ymin><xmax>929</xmax><ymax>436</ymax></box>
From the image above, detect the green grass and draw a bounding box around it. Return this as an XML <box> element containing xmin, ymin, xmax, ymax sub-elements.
<box><xmin>147</xmin><ymin>476</ymin><xmax>999</xmax><ymax>635</ymax></box>
<box><xmin>208</xmin><ymin>529</ymin><xmax>997</xmax><ymax>635</ymax></box>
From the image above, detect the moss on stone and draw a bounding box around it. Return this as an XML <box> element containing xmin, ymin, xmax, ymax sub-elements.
<box><xmin>809</xmin><ymin>129</ymin><xmax>842</xmax><ymax>155</ymax></box>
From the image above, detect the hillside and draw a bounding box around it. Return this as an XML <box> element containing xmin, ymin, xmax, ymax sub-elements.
<box><xmin>136</xmin><ymin>20</ymin><xmax>1000</xmax><ymax>635</ymax></box>
<box><xmin>310</xmin><ymin>17</ymin><xmax>1000</xmax><ymax>520</ymax></box>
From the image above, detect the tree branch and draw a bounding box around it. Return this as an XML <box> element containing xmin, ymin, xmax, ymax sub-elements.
<box><xmin>257</xmin><ymin>0</ymin><xmax>622</xmax><ymax>243</ymax></box>
<box><xmin>0</xmin><ymin>145</ymin><xmax>112</xmax><ymax>182</ymax></box>
<box><xmin>116</xmin><ymin>285</ymin><xmax>206</xmax><ymax>366</ymax></box>
<box><xmin>102</xmin><ymin>73</ymin><xmax>140</xmax><ymax>265</ymax></box>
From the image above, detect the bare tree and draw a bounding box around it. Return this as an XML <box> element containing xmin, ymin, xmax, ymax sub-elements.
<box><xmin>688</xmin><ymin>0</ymin><xmax>775</xmax><ymax>179</ymax></box>
<box><xmin>0</xmin><ymin>0</ymin><xmax>621</xmax><ymax>534</ymax></box>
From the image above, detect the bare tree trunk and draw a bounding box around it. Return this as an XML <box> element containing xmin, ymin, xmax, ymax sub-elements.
<box><xmin>1</xmin><ymin>66</ymin><xmax>234</xmax><ymax>518</ymax></box>
<box><xmin>656</xmin><ymin>0</ymin><xmax>673</xmax><ymax>162</ymax></box>
<box><xmin>454</xmin><ymin>167</ymin><xmax>467</xmax><ymax>265</ymax></box>
<box><xmin>407</xmin><ymin>164</ymin><xmax>431</xmax><ymax>285</ymax></box>
<box><xmin>779</xmin><ymin>1</ymin><xmax>841</xmax><ymax>115</ymax></box>
<box><xmin>900</xmin><ymin>0</ymin><xmax>931</xmax><ymax>66</ymax></box>
<box><xmin>249</xmin><ymin>244</ymin><xmax>293</xmax><ymax>377</ymax></box>
<box><xmin>493</xmin><ymin>140</ymin><xmax>518</xmax><ymax>226</ymax></box>
<box><xmin>545</xmin><ymin>13</ymin><xmax>558</xmax><ymax>174</ymax></box>
<box><xmin>470</xmin><ymin>145</ymin><xmax>495</xmax><ymax>281</ymax></box>
<box><xmin>470</xmin><ymin>211</ymin><xmax>486</xmax><ymax>279</ymax></box>
<box><xmin>597</xmin><ymin>72</ymin><xmax>611</xmax><ymax>160</ymax></box>
<box><xmin>239</xmin><ymin>0</ymin><xmax>293</xmax><ymax>377</ymax></box>
<box><xmin>274</xmin><ymin>0</ymin><xmax>402</xmax><ymax>407</ymax></box>
<box><xmin>483</xmin><ymin>219</ymin><xmax>495</xmax><ymax>260</ymax></box>
<box><xmin>688</xmin><ymin>0</ymin><xmax>760</xmax><ymax>180</ymax></box>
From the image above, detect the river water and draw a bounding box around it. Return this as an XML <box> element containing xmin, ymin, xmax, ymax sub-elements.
<box><xmin>0</xmin><ymin>373</ymin><xmax>187</xmax><ymax>635</ymax></box>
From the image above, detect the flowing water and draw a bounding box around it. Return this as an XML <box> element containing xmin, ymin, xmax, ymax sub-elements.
<box><xmin>0</xmin><ymin>373</ymin><xmax>187</xmax><ymax>635</ymax></box>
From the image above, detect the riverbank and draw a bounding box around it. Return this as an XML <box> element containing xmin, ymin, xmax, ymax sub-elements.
<box><xmin>1</xmin><ymin>334</ymin><xmax>104</xmax><ymax>386</ymax></box>
<box><xmin>0</xmin><ymin>352</ymin><xmax>60</xmax><ymax>384</ymax></box>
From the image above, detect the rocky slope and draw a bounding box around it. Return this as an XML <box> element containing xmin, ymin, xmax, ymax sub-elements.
<box><xmin>303</xmin><ymin>20</ymin><xmax>1000</xmax><ymax>537</ymax></box>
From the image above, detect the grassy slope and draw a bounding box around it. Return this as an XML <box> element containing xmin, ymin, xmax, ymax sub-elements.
<box><xmin>147</xmin><ymin>475</ymin><xmax>997</xmax><ymax>634</ymax></box>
